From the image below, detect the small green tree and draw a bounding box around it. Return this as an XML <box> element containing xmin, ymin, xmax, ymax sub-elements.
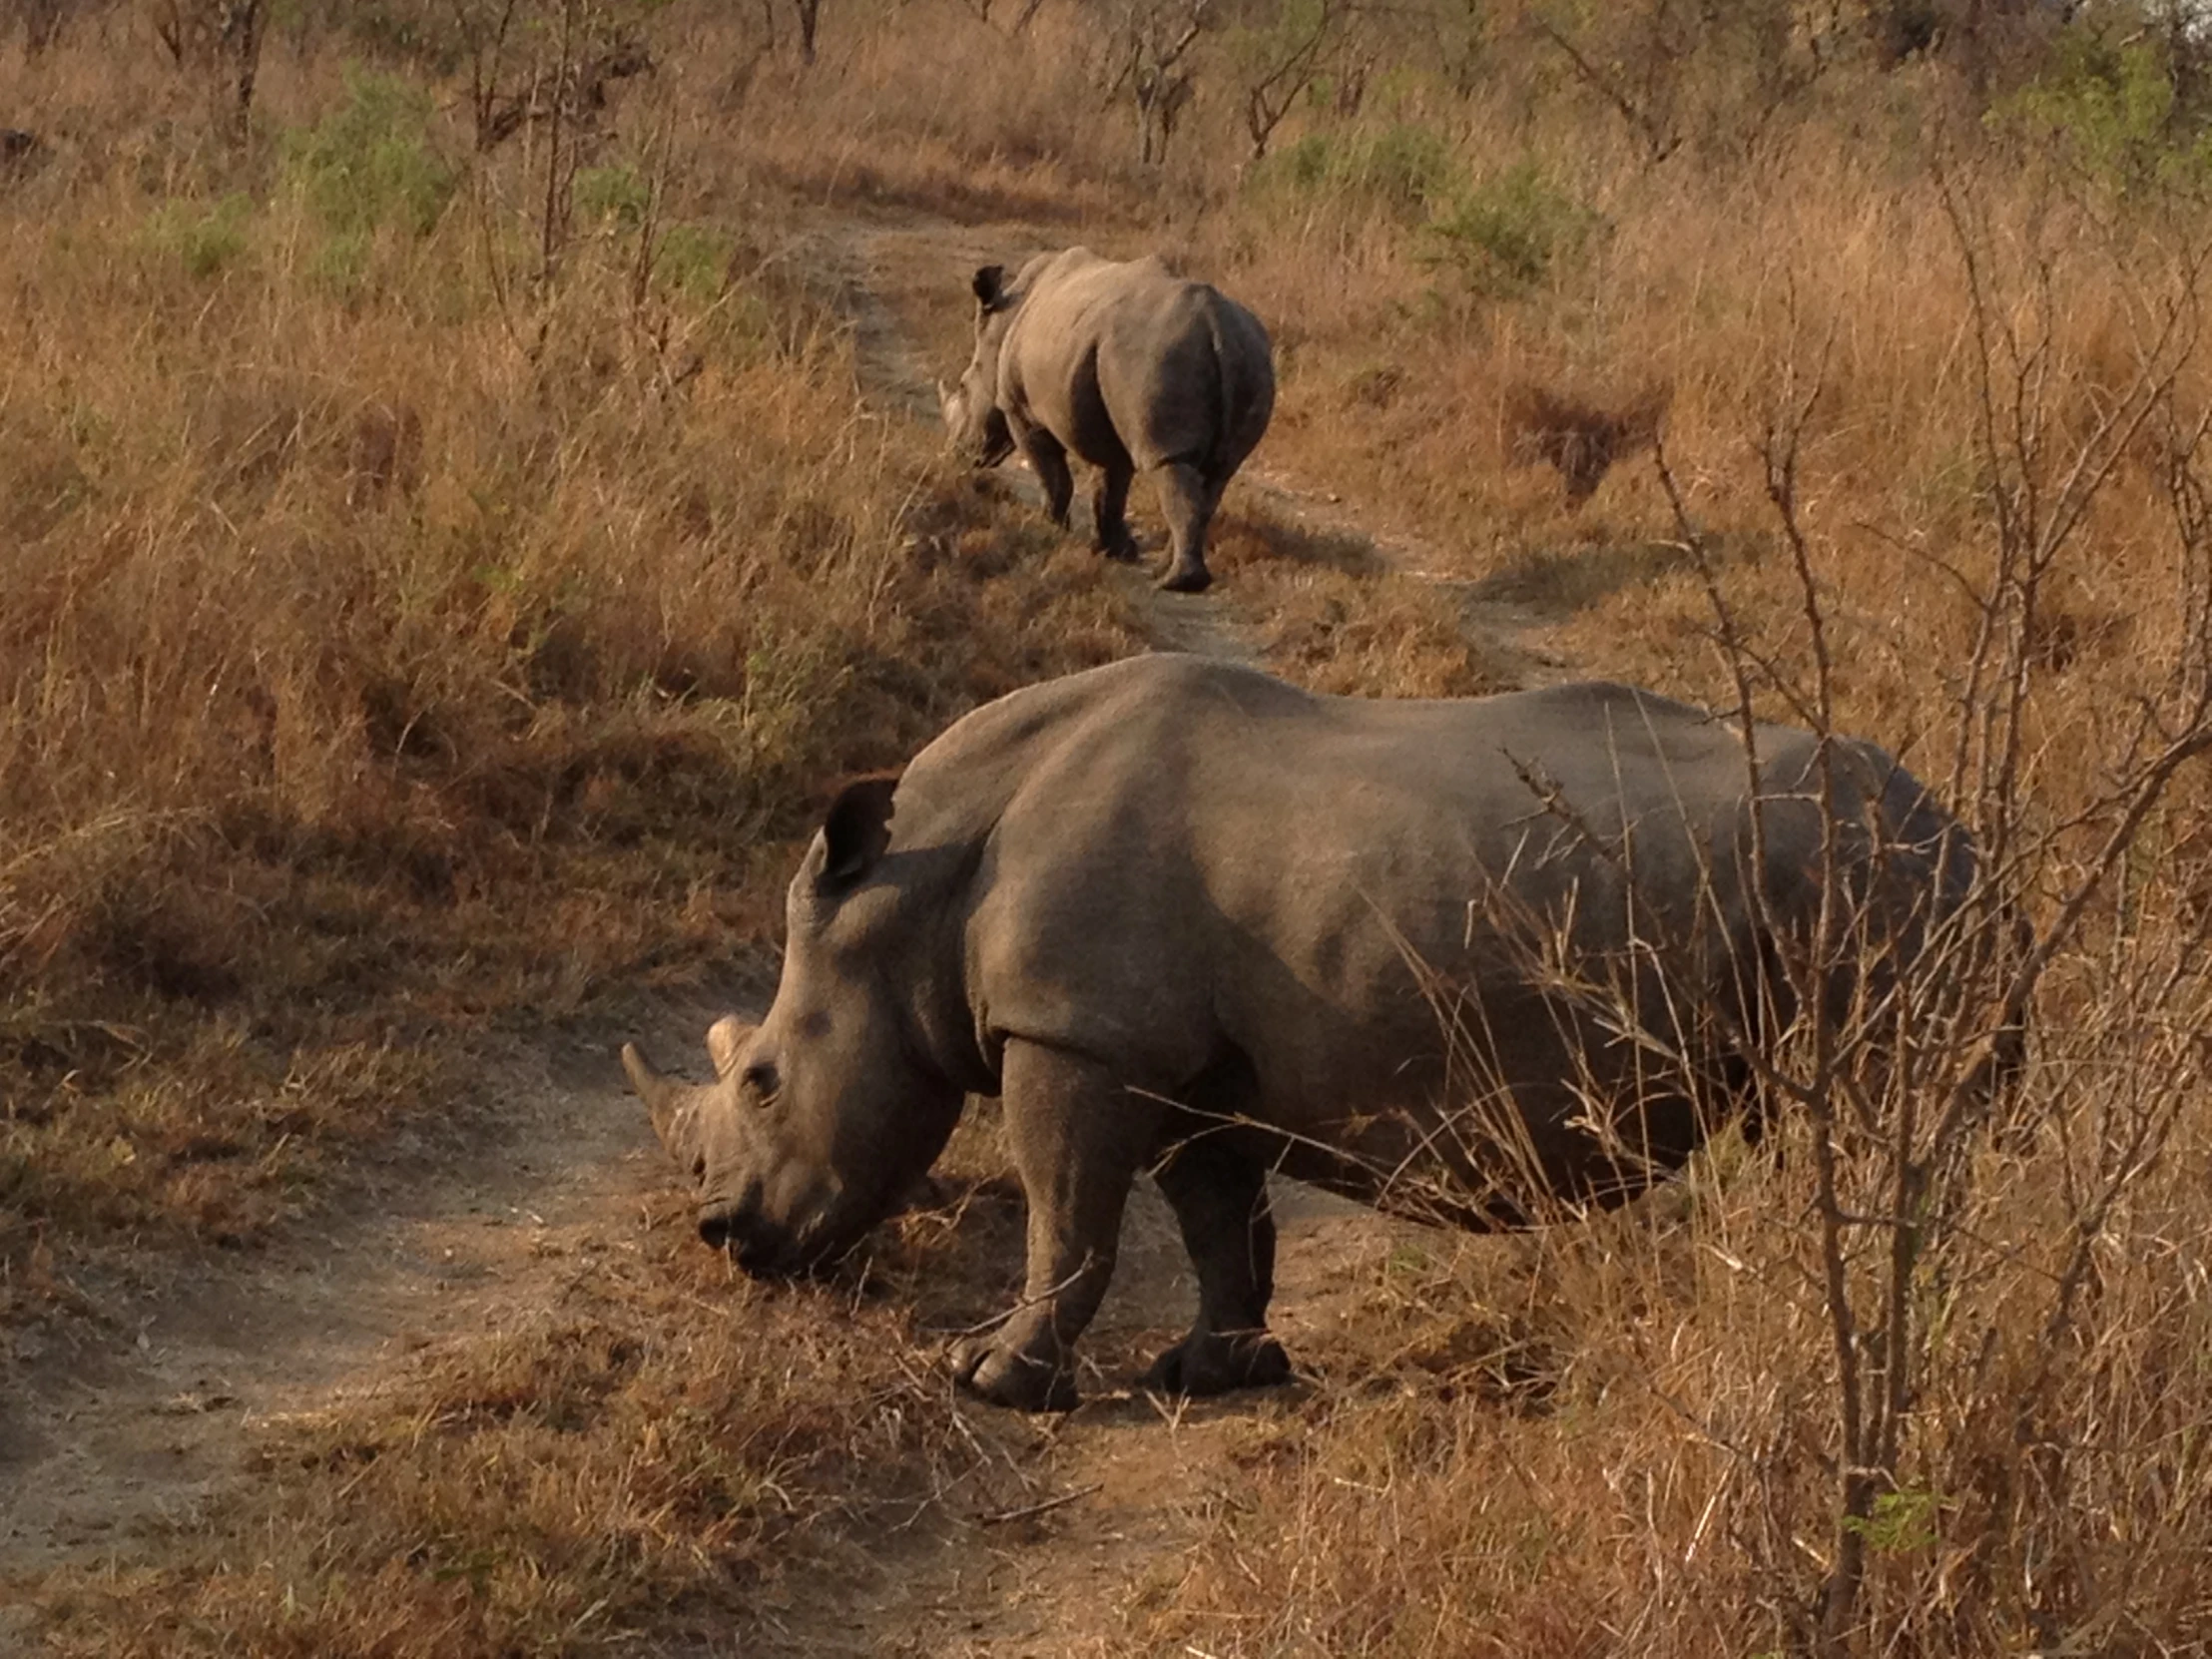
<box><xmin>1227</xmin><ymin>0</ymin><xmax>1354</xmax><ymax>165</ymax></box>
<box><xmin>1992</xmin><ymin>22</ymin><xmax>2212</xmax><ymax>199</ymax></box>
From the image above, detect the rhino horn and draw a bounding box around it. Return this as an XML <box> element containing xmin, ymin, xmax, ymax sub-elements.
<box><xmin>622</xmin><ymin>1042</ymin><xmax>699</xmax><ymax>1158</ymax></box>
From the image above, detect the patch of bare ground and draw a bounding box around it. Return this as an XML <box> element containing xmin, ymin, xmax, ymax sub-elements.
<box><xmin>0</xmin><ymin>1018</ymin><xmax>696</xmax><ymax>1559</ymax></box>
<box><xmin>759</xmin><ymin>1178</ymin><xmax>1451</xmax><ymax>1658</ymax></box>
<box><xmin>3</xmin><ymin>1004</ymin><xmax>1456</xmax><ymax>1657</ymax></box>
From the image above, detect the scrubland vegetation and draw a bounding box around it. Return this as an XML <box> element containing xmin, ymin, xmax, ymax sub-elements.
<box><xmin>10</xmin><ymin>0</ymin><xmax>2212</xmax><ymax>1652</ymax></box>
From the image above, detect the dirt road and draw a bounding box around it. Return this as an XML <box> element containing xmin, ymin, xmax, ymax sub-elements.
<box><xmin>1</xmin><ymin>1031</ymin><xmax>664</xmax><ymax>1589</ymax></box>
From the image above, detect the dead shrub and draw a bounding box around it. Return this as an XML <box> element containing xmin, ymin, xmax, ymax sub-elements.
<box><xmin>1503</xmin><ymin>377</ymin><xmax>1671</xmax><ymax>507</ymax></box>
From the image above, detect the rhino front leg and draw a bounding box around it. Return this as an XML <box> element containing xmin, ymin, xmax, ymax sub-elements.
<box><xmin>1091</xmin><ymin>459</ymin><xmax>1139</xmax><ymax>562</ymax></box>
<box><xmin>1151</xmin><ymin>461</ymin><xmax>1219</xmax><ymax>593</ymax></box>
<box><xmin>1143</xmin><ymin>1138</ymin><xmax>1292</xmax><ymax>1396</ymax></box>
<box><xmin>953</xmin><ymin>1040</ymin><xmax>1160</xmax><ymax>1411</ymax></box>
<box><xmin>1015</xmin><ymin>425</ymin><xmax>1075</xmax><ymax>529</ymax></box>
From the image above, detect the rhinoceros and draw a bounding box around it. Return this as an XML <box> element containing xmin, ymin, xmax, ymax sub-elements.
<box><xmin>936</xmin><ymin>249</ymin><xmax>1275</xmax><ymax>594</ymax></box>
<box><xmin>623</xmin><ymin>656</ymin><xmax>1987</xmax><ymax>1411</ymax></box>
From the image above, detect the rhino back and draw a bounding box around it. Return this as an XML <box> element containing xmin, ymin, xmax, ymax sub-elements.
<box><xmin>924</xmin><ymin>664</ymin><xmax>1752</xmax><ymax>1080</ymax></box>
<box><xmin>880</xmin><ymin>657</ymin><xmax>1959</xmax><ymax>1204</ymax></box>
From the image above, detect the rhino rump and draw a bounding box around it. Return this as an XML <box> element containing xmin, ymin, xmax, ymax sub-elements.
<box><xmin>992</xmin><ymin>249</ymin><xmax>1274</xmax><ymax>484</ymax></box>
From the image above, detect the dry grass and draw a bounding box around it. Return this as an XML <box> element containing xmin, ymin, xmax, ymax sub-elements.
<box><xmin>13</xmin><ymin>1</ymin><xmax>2212</xmax><ymax>1654</ymax></box>
<box><xmin>1137</xmin><ymin>1088</ymin><xmax>2212</xmax><ymax>1654</ymax></box>
<box><xmin>1208</xmin><ymin>505</ymin><xmax>1511</xmax><ymax>697</ymax></box>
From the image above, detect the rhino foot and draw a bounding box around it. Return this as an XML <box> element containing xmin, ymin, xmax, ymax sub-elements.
<box><xmin>952</xmin><ymin>1337</ymin><xmax>1079</xmax><ymax>1412</ymax></box>
<box><xmin>1097</xmin><ymin>535</ymin><xmax>1141</xmax><ymax>564</ymax></box>
<box><xmin>1158</xmin><ymin>563</ymin><xmax>1213</xmax><ymax>595</ymax></box>
<box><xmin>1141</xmin><ymin>1331</ymin><xmax>1292</xmax><ymax>1398</ymax></box>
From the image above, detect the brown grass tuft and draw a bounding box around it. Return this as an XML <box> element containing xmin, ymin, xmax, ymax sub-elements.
<box><xmin>1502</xmin><ymin>378</ymin><xmax>1672</xmax><ymax>507</ymax></box>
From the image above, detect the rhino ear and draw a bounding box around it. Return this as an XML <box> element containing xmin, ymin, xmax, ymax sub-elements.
<box><xmin>706</xmin><ymin>1015</ymin><xmax>756</xmax><ymax>1078</ymax></box>
<box><xmin>818</xmin><ymin>773</ymin><xmax>901</xmax><ymax>893</ymax></box>
<box><xmin>971</xmin><ymin>265</ymin><xmax>1008</xmax><ymax>311</ymax></box>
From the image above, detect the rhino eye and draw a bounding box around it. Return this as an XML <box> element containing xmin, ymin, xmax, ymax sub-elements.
<box><xmin>691</xmin><ymin>1155</ymin><xmax>706</xmax><ymax>1184</ymax></box>
<box><xmin>741</xmin><ymin>1060</ymin><xmax>781</xmax><ymax>1103</ymax></box>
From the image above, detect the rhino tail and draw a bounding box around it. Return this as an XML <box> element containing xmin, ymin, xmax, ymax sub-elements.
<box><xmin>1203</xmin><ymin>300</ymin><xmax>1237</xmax><ymax>483</ymax></box>
<box><xmin>1201</xmin><ymin>295</ymin><xmax>1271</xmax><ymax>485</ymax></box>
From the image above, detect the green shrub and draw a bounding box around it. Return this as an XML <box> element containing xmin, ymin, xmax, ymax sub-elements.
<box><xmin>146</xmin><ymin>193</ymin><xmax>257</xmax><ymax>279</ymax></box>
<box><xmin>283</xmin><ymin>68</ymin><xmax>458</xmax><ymax>241</ymax></box>
<box><xmin>1992</xmin><ymin>26</ymin><xmax>2212</xmax><ymax>196</ymax></box>
<box><xmin>655</xmin><ymin>223</ymin><xmax>732</xmax><ymax>304</ymax></box>
<box><xmin>1417</xmin><ymin>160</ymin><xmax>1598</xmax><ymax>298</ymax></box>
<box><xmin>576</xmin><ymin>164</ymin><xmax>652</xmax><ymax>230</ymax></box>
<box><xmin>1248</xmin><ymin>123</ymin><xmax>1459</xmax><ymax>219</ymax></box>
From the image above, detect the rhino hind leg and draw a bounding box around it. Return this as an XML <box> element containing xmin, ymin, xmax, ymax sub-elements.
<box><xmin>1143</xmin><ymin>1139</ymin><xmax>1292</xmax><ymax>1397</ymax></box>
<box><xmin>1091</xmin><ymin>460</ymin><xmax>1140</xmax><ymax>562</ymax></box>
<box><xmin>1151</xmin><ymin>462</ymin><xmax>1218</xmax><ymax>593</ymax></box>
<box><xmin>951</xmin><ymin>1041</ymin><xmax>1161</xmax><ymax>1411</ymax></box>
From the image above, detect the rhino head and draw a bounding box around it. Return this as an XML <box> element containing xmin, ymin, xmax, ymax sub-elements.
<box><xmin>621</xmin><ymin>776</ymin><xmax>966</xmax><ymax>1276</ymax></box>
<box><xmin>937</xmin><ymin>263</ymin><xmax>1018</xmax><ymax>469</ymax></box>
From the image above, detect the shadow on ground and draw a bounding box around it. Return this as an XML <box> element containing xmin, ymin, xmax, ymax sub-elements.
<box><xmin>1464</xmin><ymin>530</ymin><xmax>1773</xmax><ymax>617</ymax></box>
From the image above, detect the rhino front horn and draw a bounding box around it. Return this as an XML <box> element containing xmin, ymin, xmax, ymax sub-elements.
<box><xmin>621</xmin><ymin>1042</ymin><xmax>689</xmax><ymax>1154</ymax></box>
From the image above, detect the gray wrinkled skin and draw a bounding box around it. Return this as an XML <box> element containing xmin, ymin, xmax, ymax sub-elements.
<box><xmin>624</xmin><ymin>657</ymin><xmax>1985</xmax><ymax>1411</ymax></box>
<box><xmin>936</xmin><ymin>248</ymin><xmax>1275</xmax><ymax>593</ymax></box>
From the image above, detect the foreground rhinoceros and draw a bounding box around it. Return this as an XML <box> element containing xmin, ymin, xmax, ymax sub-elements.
<box><xmin>937</xmin><ymin>249</ymin><xmax>1275</xmax><ymax>594</ymax></box>
<box><xmin>624</xmin><ymin>656</ymin><xmax>1984</xmax><ymax>1411</ymax></box>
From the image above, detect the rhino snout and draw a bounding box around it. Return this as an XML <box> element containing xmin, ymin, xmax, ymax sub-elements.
<box><xmin>698</xmin><ymin>1182</ymin><xmax>768</xmax><ymax>1261</ymax></box>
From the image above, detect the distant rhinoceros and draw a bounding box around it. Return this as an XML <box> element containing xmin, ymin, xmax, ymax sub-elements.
<box><xmin>937</xmin><ymin>249</ymin><xmax>1275</xmax><ymax>594</ymax></box>
<box><xmin>624</xmin><ymin>656</ymin><xmax>1988</xmax><ymax>1411</ymax></box>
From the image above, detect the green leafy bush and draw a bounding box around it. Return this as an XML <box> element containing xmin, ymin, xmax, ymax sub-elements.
<box><xmin>146</xmin><ymin>193</ymin><xmax>257</xmax><ymax>279</ymax></box>
<box><xmin>284</xmin><ymin>69</ymin><xmax>458</xmax><ymax>241</ymax></box>
<box><xmin>575</xmin><ymin>164</ymin><xmax>652</xmax><ymax>230</ymax></box>
<box><xmin>1249</xmin><ymin>123</ymin><xmax>1459</xmax><ymax>219</ymax></box>
<box><xmin>656</xmin><ymin>223</ymin><xmax>732</xmax><ymax>303</ymax></box>
<box><xmin>1993</xmin><ymin>27</ymin><xmax>2212</xmax><ymax>196</ymax></box>
<box><xmin>1417</xmin><ymin>160</ymin><xmax>1598</xmax><ymax>298</ymax></box>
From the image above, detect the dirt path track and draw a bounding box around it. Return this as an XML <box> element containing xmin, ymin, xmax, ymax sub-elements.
<box><xmin>1</xmin><ymin>1031</ymin><xmax>664</xmax><ymax>1596</ymax></box>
